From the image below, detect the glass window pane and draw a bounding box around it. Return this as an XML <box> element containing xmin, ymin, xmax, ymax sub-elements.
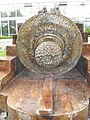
<box><xmin>0</xmin><ymin>22</ymin><xmax>1</xmax><ymax>36</ymax></box>
<box><xmin>84</xmin><ymin>22</ymin><xmax>90</xmax><ymax>35</ymax></box>
<box><xmin>9</xmin><ymin>11</ymin><xmax>16</xmax><ymax>17</ymax></box>
<box><xmin>2</xmin><ymin>22</ymin><xmax>8</xmax><ymax>36</ymax></box>
<box><xmin>17</xmin><ymin>9</ymin><xmax>23</xmax><ymax>17</ymax></box>
<box><xmin>1</xmin><ymin>21</ymin><xmax>8</xmax><ymax>24</ymax></box>
<box><xmin>1</xmin><ymin>12</ymin><xmax>8</xmax><ymax>17</ymax></box>
<box><xmin>9</xmin><ymin>20</ymin><xmax>16</xmax><ymax>34</ymax></box>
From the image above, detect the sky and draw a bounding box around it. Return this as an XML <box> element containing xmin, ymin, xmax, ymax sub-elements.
<box><xmin>0</xmin><ymin>0</ymin><xmax>87</xmax><ymax>4</ymax></box>
<box><xmin>0</xmin><ymin>0</ymin><xmax>59</xmax><ymax>4</ymax></box>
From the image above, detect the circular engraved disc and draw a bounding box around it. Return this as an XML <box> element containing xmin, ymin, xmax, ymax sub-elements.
<box><xmin>16</xmin><ymin>10</ymin><xmax>82</xmax><ymax>75</ymax></box>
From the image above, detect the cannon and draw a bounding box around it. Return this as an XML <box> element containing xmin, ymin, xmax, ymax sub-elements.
<box><xmin>0</xmin><ymin>8</ymin><xmax>89</xmax><ymax>120</ymax></box>
<box><xmin>17</xmin><ymin>8</ymin><xmax>82</xmax><ymax>75</ymax></box>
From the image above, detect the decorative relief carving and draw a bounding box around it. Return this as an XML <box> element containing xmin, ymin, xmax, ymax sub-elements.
<box><xmin>17</xmin><ymin>8</ymin><xmax>82</xmax><ymax>75</ymax></box>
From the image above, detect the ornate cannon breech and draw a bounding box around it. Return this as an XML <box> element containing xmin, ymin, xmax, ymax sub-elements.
<box><xmin>0</xmin><ymin>8</ymin><xmax>88</xmax><ymax>120</ymax></box>
<box><xmin>17</xmin><ymin>9</ymin><xmax>82</xmax><ymax>75</ymax></box>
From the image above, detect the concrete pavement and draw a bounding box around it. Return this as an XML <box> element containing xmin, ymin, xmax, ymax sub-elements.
<box><xmin>0</xmin><ymin>39</ymin><xmax>13</xmax><ymax>50</ymax></box>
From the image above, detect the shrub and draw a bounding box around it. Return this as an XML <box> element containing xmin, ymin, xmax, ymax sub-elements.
<box><xmin>0</xmin><ymin>50</ymin><xmax>6</xmax><ymax>57</ymax></box>
<box><xmin>0</xmin><ymin>36</ymin><xmax>12</xmax><ymax>39</ymax></box>
<box><xmin>85</xmin><ymin>28</ymin><xmax>90</xmax><ymax>36</ymax></box>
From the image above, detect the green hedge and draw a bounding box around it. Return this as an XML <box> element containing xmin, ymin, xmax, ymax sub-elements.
<box><xmin>0</xmin><ymin>50</ymin><xmax>6</xmax><ymax>57</ymax></box>
<box><xmin>85</xmin><ymin>28</ymin><xmax>90</xmax><ymax>36</ymax></box>
<box><xmin>0</xmin><ymin>36</ymin><xmax>12</xmax><ymax>39</ymax></box>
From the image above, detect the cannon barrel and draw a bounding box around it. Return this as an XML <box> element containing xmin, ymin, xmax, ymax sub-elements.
<box><xmin>16</xmin><ymin>9</ymin><xmax>82</xmax><ymax>75</ymax></box>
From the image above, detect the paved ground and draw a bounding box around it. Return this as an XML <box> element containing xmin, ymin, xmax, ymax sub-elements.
<box><xmin>0</xmin><ymin>39</ymin><xmax>13</xmax><ymax>50</ymax></box>
<box><xmin>0</xmin><ymin>111</ymin><xmax>7</xmax><ymax>120</ymax></box>
<box><xmin>88</xmin><ymin>37</ymin><xmax>90</xmax><ymax>43</ymax></box>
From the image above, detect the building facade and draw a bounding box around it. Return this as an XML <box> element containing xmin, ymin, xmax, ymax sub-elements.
<box><xmin>0</xmin><ymin>1</ymin><xmax>90</xmax><ymax>36</ymax></box>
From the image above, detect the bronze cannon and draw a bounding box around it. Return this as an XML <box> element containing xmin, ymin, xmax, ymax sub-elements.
<box><xmin>17</xmin><ymin>8</ymin><xmax>82</xmax><ymax>75</ymax></box>
<box><xmin>0</xmin><ymin>8</ymin><xmax>88</xmax><ymax>120</ymax></box>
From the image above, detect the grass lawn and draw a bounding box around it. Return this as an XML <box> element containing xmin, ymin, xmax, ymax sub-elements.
<box><xmin>0</xmin><ymin>50</ymin><xmax>6</xmax><ymax>57</ymax></box>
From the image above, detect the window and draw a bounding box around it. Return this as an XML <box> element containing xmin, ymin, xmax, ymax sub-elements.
<box><xmin>1</xmin><ymin>12</ymin><xmax>8</xmax><ymax>17</ymax></box>
<box><xmin>9</xmin><ymin>11</ymin><xmax>16</xmax><ymax>17</ymax></box>
<box><xmin>9</xmin><ymin>20</ymin><xmax>16</xmax><ymax>35</ymax></box>
<box><xmin>0</xmin><ymin>21</ymin><xmax>1</xmax><ymax>36</ymax></box>
<box><xmin>1</xmin><ymin>21</ymin><xmax>8</xmax><ymax>36</ymax></box>
<box><xmin>17</xmin><ymin>9</ymin><xmax>23</xmax><ymax>17</ymax></box>
<box><xmin>84</xmin><ymin>22</ymin><xmax>90</xmax><ymax>36</ymax></box>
